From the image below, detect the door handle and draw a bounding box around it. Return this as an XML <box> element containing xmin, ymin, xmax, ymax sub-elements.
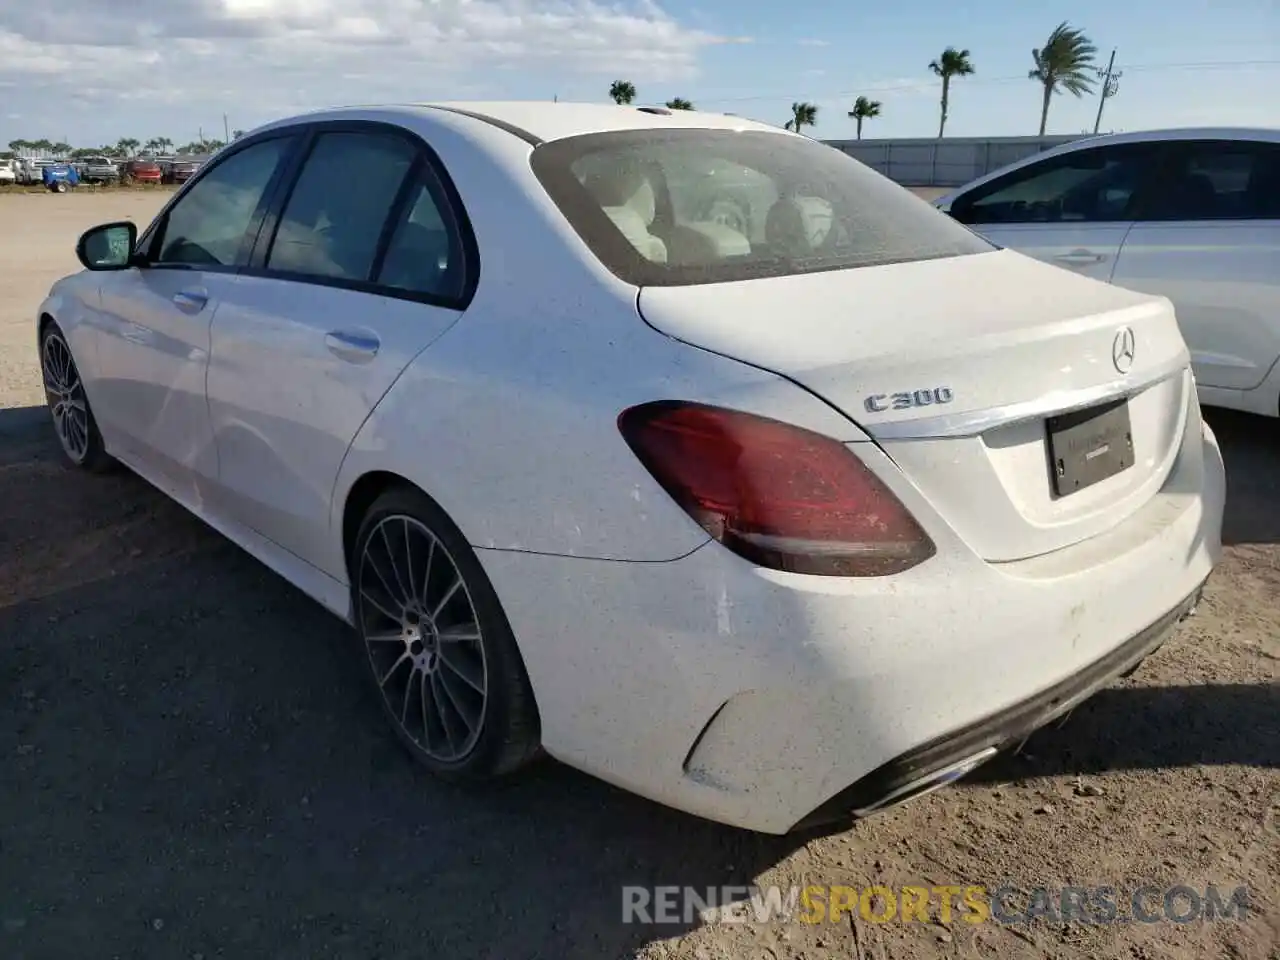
<box><xmin>172</xmin><ymin>287</ymin><xmax>209</xmax><ymax>313</ymax></box>
<box><xmin>1054</xmin><ymin>249</ymin><xmax>1107</xmax><ymax>266</ymax></box>
<box><xmin>325</xmin><ymin>330</ymin><xmax>380</xmax><ymax>364</ymax></box>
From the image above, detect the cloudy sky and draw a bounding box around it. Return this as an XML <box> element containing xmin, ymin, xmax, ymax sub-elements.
<box><xmin>2</xmin><ymin>0</ymin><xmax>1277</xmax><ymax>150</ymax></box>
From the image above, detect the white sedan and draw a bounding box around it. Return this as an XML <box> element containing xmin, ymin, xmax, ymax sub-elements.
<box><xmin>38</xmin><ymin>102</ymin><xmax>1224</xmax><ymax>834</ymax></box>
<box><xmin>934</xmin><ymin>127</ymin><xmax>1280</xmax><ymax>418</ymax></box>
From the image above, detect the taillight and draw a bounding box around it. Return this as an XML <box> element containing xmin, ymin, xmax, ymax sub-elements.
<box><xmin>618</xmin><ymin>401</ymin><xmax>935</xmax><ymax>577</ymax></box>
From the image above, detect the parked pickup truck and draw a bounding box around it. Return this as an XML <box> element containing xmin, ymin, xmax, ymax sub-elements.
<box><xmin>77</xmin><ymin>156</ymin><xmax>120</xmax><ymax>183</ymax></box>
<box><xmin>161</xmin><ymin>157</ymin><xmax>202</xmax><ymax>184</ymax></box>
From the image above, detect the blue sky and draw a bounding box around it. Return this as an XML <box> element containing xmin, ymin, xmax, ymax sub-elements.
<box><xmin>1</xmin><ymin>0</ymin><xmax>1276</xmax><ymax>150</ymax></box>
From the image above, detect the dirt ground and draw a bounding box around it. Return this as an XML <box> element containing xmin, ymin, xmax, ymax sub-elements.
<box><xmin>0</xmin><ymin>191</ymin><xmax>1276</xmax><ymax>960</ymax></box>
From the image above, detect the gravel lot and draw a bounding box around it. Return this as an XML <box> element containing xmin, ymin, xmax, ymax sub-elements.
<box><xmin>1</xmin><ymin>191</ymin><xmax>1277</xmax><ymax>960</ymax></box>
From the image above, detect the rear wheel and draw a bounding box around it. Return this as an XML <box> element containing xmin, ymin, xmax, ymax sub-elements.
<box><xmin>351</xmin><ymin>486</ymin><xmax>540</xmax><ymax>780</ymax></box>
<box><xmin>40</xmin><ymin>323</ymin><xmax>113</xmax><ymax>472</ymax></box>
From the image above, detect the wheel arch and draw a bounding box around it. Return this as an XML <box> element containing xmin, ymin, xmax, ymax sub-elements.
<box><xmin>341</xmin><ymin>470</ymin><xmax>416</xmax><ymax>574</ymax></box>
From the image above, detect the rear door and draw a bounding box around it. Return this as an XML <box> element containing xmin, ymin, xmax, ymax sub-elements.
<box><xmin>204</xmin><ymin>121</ymin><xmax>474</xmax><ymax>577</ymax></box>
<box><xmin>1110</xmin><ymin>138</ymin><xmax>1280</xmax><ymax>392</ymax></box>
<box><xmin>949</xmin><ymin>141</ymin><xmax>1168</xmax><ymax>282</ymax></box>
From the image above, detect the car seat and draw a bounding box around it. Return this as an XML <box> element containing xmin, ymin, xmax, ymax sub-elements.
<box><xmin>580</xmin><ymin>161</ymin><xmax>668</xmax><ymax>263</ymax></box>
<box><xmin>1165</xmin><ymin>172</ymin><xmax>1220</xmax><ymax>219</ymax></box>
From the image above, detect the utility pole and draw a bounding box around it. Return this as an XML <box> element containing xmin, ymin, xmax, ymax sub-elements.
<box><xmin>1093</xmin><ymin>49</ymin><xmax>1122</xmax><ymax>134</ymax></box>
<box><xmin>223</xmin><ymin>114</ymin><xmax>230</xmax><ymax>143</ymax></box>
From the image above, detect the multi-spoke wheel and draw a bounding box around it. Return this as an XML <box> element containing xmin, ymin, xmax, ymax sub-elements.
<box><xmin>40</xmin><ymin>323</ymin><xmax>112</xmax><ymax>472</ymax></box>
<box><xmin>352</xmin><ymin>486</ymin><xmax>540</xmax><ymax>779</ymax></box>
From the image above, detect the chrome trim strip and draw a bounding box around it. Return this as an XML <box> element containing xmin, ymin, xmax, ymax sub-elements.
<box><xmin>865</xmin><ymin>354</ymin><xmax>1190</xmax><ymax>441</ymax></box>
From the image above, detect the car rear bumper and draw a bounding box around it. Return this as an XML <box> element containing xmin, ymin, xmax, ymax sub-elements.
<box><xmin>790</xmin><ymin>578</ymin><xmax>1204</xmax><ymax>830</ymax></box>
<box><xmin>477</xmin><ymin>416</ymin><xmax>1225</xmax><ymax>834</ymax></box>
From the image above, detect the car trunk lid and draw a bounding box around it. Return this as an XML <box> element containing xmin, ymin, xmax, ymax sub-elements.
<box><xmin>636</xmin><ymin>249</ymin><xmax>1193</xmax><ymax>563</ymax></box>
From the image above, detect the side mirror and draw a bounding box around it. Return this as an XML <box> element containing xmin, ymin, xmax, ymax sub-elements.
<box><xmin>76</xmin><ymin>221</ymin><xmax>138</xmax><ymax>271</ymax></box>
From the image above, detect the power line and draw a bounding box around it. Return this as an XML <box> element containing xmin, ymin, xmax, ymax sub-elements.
<box><xmin>694</xmin><ymin>58</ymin><xmax>1280</xmax><ymax>106</ymax></box>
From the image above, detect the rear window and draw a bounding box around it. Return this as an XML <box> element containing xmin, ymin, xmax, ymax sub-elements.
<box><xmin>530</xmin><ymin>129</ymin><xmax>991</xmax><ymax>286</ymax></box>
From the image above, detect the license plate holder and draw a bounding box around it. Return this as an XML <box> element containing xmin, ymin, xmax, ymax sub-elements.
<box><xmin>1046</xmin><ymin>398</ymin><xmax>1134</xmax><ymax>497</ymax></box>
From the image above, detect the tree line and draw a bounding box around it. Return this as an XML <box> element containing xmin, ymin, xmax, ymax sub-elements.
<box><xmin>610</xmin><ymin>20</ymin><xmax>1101</xmax><ymax>139</ymax></box>
<box><xmin>5</xmin><ymin>132</ymin><xmax>246</xmax><ymax>160</ymax></box>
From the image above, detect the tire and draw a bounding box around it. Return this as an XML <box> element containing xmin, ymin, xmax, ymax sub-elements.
<box><xmin>52</xmin><ymin>181</ymin><xmax>67</xmax><ymax>193</ymax></box>
<box><xmin>39</xmin><ymin>322</ymin><xmax>114</xmax><ymax>473</ymax></box>
<box><xmin>350</xmin><ymin>485</ymin><xmax>541</xmax><ymax>781</ymax></box>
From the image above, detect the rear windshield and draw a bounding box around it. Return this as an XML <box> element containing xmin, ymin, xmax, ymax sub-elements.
<box><xmin>530</xmin><ymin>128</ymin><xmax>992</xmax><ymax>287</ymax></box>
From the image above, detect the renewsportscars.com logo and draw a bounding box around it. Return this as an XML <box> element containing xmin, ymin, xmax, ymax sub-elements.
<box><xmin>622</xmin><ymin>883</ymin><xmax>1251</xmax><ymax>926</ymax></box>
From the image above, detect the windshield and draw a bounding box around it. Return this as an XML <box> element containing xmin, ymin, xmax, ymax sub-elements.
<box><xmin>530</xmin><ymin>129</ymin><xmax>992</xmax><ymax>287</ymax></box>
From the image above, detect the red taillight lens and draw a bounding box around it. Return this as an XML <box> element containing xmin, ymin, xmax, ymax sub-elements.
<box><xmin>618</xmin><ymin>401</ymin><xmax>935</xmax><ymax>577</ymax></box>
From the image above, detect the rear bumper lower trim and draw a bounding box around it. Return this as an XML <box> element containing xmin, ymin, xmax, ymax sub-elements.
<box><xmin>789</xmin><ymin>578</ymin><xmax>1207</xmax><ymax>831</ymax></box>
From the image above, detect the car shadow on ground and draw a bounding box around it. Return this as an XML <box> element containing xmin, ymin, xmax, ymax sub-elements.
<box><xmin>959</xmin><ymin>680</ymin><xmax>1280</xmax><ymax>788</ymax></box>
<box><xmin>1</xmin><ymin>402</ymin><xmax>1277</xmax><ymax>959</ymax></box>
<box><xmin>1202</xmin><ymin>407</ymin><xmax>1280</xmax><ymax>546</ymax></box>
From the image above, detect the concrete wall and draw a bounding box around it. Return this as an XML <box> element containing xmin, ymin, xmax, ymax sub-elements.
<box><xmin>823</xmin><ymin>134</ymin><xmax>1096</xmax><ymax>187</ymax></box>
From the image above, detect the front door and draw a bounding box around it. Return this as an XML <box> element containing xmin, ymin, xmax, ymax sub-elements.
<box><xmin>92</xmin><ymin>135</ymin><xmax>296</xmax><ymax>500</ymax></box>
<box><xmin>949</xmin><ymin>141</ymin><xmax>1168</xmax><ymax>284</ymax></box>
<box><xmin>205</xmin><ymin>124</ymin><xmax>474</xmax><ymax>576</ymax></box>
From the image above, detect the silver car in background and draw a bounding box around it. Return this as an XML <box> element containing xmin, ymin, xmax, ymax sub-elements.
<box><xmin>936</xmin><ymin>128</ymin><xmax>1280</xmax><ymax>418</ymax></box>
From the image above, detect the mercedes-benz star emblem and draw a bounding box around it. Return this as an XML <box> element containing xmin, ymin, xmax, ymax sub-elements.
<box><xmin>1112</xmin><ymin>326</ymin><xmax>1136</xmax><ymax>374</ymax></box>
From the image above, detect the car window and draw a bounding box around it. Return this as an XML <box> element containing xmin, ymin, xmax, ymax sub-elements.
<box><xmin>374</xmin><ymin>177</ymin><xmax>466</xmax><ymax>300</ymax></box>
<box><xmin>532</xmin><ymin>129</ymin><xmax>991</xmax><ymax>287</ymax></box>
<box><xmin>266</xmin><ymin>131</ymin><xmax>416</xmax><ymax>282</ymax></box>
<box><xmin>1147</xmin><ymin>140</ymin><xmax>1280</xmax><ymax>221</ymax></box>
<box><xmin>952</xmin><ymin>144</ymin><xmax>1162</xmax><ymax>225</ymax></box>
<box><xmin>156</xmin><ymin>138</ymin><xmax>291</xmax><ymax>267</ymax></box>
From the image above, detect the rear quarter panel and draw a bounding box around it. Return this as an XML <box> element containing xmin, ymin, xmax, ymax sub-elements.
<box><xmin>326</xmin><ymin>110</ymin><xmax>864</xmax><ymax>574</ymax></box>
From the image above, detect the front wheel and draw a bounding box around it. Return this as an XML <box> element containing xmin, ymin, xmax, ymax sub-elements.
<box><xmin>351</xmin><ymin>486</ymin><xmax>541</xmax><ymax>781</ymax></box>
<box><xmin>40</xmin><ymin>323</ymin><xmax>113</xmax><ymax>472</ymax></box>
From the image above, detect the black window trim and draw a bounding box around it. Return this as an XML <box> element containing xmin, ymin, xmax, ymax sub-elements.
<box><xmin>242</xmin><ymin>119</ymin><xmax>480</xmax><ymax>312</ymax></box>
<box><xmin>134</xmin><ymin>128</ymin><xmax>305</xmax><ymax>276</ymax></box>
<box><xmin>950</xmin><ymin>141</ymin><xmax>1176</xmax><ymax>226</ymax></box>
<box><xmin>1141</xmin><ymin>138</ymin><xmax>1280</xmax><ymax>223</ymax></box>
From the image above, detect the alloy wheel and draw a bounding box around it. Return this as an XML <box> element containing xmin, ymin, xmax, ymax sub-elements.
<box><xmin>41</xmin><ymin>332</ymin><xmax>90</xmax><ymax>463</ymax></box>
<box><xmin>356</xmin><ymin>515</ymin><xmax>489</xmax><ymax>763</ymax></box>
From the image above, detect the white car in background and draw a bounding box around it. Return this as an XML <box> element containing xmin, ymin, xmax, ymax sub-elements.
<box><xmin>935</xmin><ymin>128</ymin><xmax>1280</xmax><ymax>418</ymax></box>
<box><xmin>37</xmin><ymin>103</ymin><xmax>1222</xmax><ymax>834</ymax></box>
<box><xmin>0</xmin><ymin>159</ymin><xmax>16</xmax><ymax>184</ymax></box>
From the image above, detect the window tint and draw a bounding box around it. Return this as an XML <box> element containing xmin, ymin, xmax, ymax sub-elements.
<box><xmin>531</xmin><ymin>129</ymin><xmax>990</xmax><ymax>287</ymax></box>
<box><xmin>266</xmin><ymin>131</ymin><xmax>415</xmax><ymax>282</ymax></box>
<box><xmin>953</xmin><ymin>144</ymin><xmax>1160</xmax><ymax>225</ymax></box>
<box><xmin>156</xmin><ymin>138</ymin><xmax>290</xmax><ymax>266</ymax></box>
<box><xmin>1148</xmin><ymin>140</ymin><xmax>1280</xmax><ymax>221</ymax></box>
<box><xmin>374</xmin><ymin>178</ymin><xmax>465</xmax><ymax>300</ymax></box>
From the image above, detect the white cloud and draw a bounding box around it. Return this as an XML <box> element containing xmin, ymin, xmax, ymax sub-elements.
<box><xmin>797</xmin><ymin>38</ymin><xmax>829</xmax><ymax>47</ymax></box>
<box><xmin>0</xmin><ymin>0</ymin><xmax>729</xmax><ymax>116</ymax></box>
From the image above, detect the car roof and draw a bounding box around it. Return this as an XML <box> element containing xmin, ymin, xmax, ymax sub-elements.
<box><xmin>279</xmin><ymin>100</ymin><xmax>787</xmax><ymax>145</ymax></box>
<box><xmin>1079</xmin><ymin>126</ymin><xmax>1279</xmax><ymax>144</ymax></box>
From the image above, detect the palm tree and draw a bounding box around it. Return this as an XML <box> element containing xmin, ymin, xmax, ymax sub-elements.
<box><xmin>1030</xmin><ymin>22</ymin><xmax>1097</xmax><ymax>135</ymax></box>
<box><xmin>609</xmin><ymin>80</ymin><xmax>637</xmax><ymax>105</ymax></box>
<box><xmin>116</xmin><ymin>137</ymin><xmax>140</xmax><ymax>157</ymax></box>
<box><xmin>8</xmin><ymin>139</ymin><xmax>29</xmax><ymax>154</ymax></box>
<box><xmin>231</xmin><ymin>129</ymin><xmax>246</xmax><ymax>140</ymax></box>
<box><xmin>847</xmin><ymin>96</ymin><xmax>883</xmax><ymax>140</ymax></box>
<box><xmin>665</xmin><ymin>97</ymin><xmax>694</xmax><ymax>110</ymax></box>
<box><xmin>928</xmin><ymin>47</ymin><xmax>975</xmax><ymax>138</ymax></box>
<box><xmin>784</xmin><ymin>102</ymin><xmax>818</xmax><ymax>135</ymax></box>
